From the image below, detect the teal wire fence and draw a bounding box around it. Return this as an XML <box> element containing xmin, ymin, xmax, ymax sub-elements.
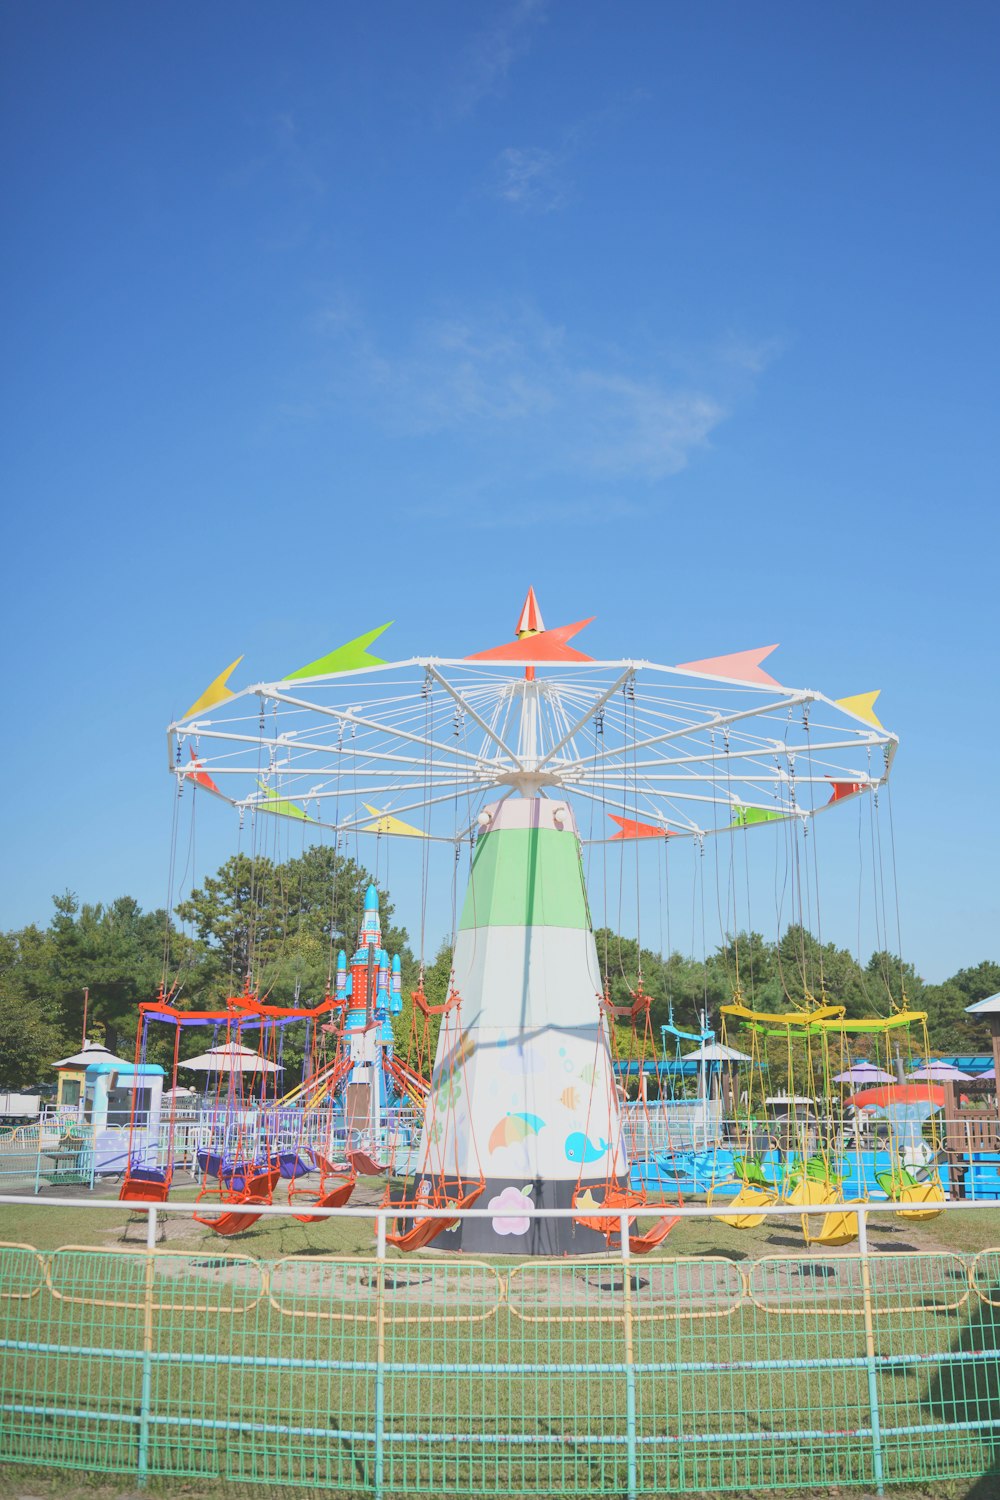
<box><xmin>1</xmin><ymin>1210</ymin><xmax>999</xmax><ymax>1496</ymax></box>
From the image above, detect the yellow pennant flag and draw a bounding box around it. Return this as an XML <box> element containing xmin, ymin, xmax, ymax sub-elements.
<box><xmin>362</xmin><ymin>804</ymin><xmax>427</xmax><ymax>837</ymax></box>
<box><xmin>835</xmin><ymin>690</ymin><xmax>883</xmax><ymax>729</ymax></box>
<box><xmin>182</xmin><ymin>656</ymin><xmax>244</xmax><ymax>720</ymax></box>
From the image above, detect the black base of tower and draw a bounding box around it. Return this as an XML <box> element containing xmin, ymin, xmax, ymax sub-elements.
<box><xmin>440</xmin><ymin>1173</ymin><xmax>625</xmax><ymax>1256</ymax></box>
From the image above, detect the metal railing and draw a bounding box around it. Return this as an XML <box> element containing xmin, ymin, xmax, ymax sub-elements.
<box><xmin>0</xmin><ymin>1104</ymin><xmax>428</xmax><ymax>1194</ymax></box>
<box><xmin>2</xmin><ymin>1194</ymin><xmax>1000</xmax><ymax>1497</ymax></box>
<box><xmin>7</xmin><ymin>1109</ymin><xmax>1000</xmax><ymax>1204</ymax></box>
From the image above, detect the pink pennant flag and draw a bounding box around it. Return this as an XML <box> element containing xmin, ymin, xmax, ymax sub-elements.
<box><xmin>675</xmin><ymin>645</ymin><xmax>781</xmax><ymax>686</ymax></box>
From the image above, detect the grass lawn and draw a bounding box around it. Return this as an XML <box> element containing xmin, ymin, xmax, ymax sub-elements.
<box><xmin>3</xmin><ymin>1188</ymin><xmax>1000</xmax><ymax>1499</ymax></box>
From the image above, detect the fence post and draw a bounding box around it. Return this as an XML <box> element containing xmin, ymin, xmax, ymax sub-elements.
<box><xmin>857</xmin><ymin>1209</ymin><xmax>885</xmax><ymax>1496</ymax></box>
<box><xmin>137</xmin><ymin>1204</ymin><xmax>157</xmax><ymax>1488</ymax></box>
<box><xmin>621</xmin><ymin>1212</ymin><xmax>638</xmax><ymax>1500</ymax></box>
<box><xmin>374</xmin><ymin>1210</ymin><xmax>386</xmax><ymax>1500</ymax></box>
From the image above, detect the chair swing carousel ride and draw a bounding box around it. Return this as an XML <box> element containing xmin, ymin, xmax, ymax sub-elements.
<box><xmin>122</xmin><ymin>591</ymin><xmax>941</xmax><ymax>1252</ymax></box>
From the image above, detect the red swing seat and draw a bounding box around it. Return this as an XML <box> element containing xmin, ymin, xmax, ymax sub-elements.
<box><xmin>290</xmin><ymin>1177</ymin><xmax>356</xmax><ymax>1224</ymax></box>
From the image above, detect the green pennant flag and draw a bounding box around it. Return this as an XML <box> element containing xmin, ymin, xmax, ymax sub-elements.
<box><xmin>285</xmin><ymin>623</ymin><xmax>392</xmax><ymax>680</ymax></box>
<box><xmin>730</xmin><ymin>804</ymin><xmax>784</xmax><ymax>827</ymax></box>
<box><xmin>256</xmin><ymin>782</ymin><xmax>312</xmax><ymax>821</ymax></box>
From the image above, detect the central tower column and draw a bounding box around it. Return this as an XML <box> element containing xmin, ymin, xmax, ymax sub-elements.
<box><xmin>425</xmin><ymin>796</ymin><xmax>626</xmax><ymax>1255</ymax></box>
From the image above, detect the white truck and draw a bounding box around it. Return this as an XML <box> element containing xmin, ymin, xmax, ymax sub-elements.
<box><xmin>0</xmin><ymin>1092</ymin><xmax>41</xmax><ymax>1123</ymax></box>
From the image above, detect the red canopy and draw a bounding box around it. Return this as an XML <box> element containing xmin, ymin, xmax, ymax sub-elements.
<box><xmin>847</xmin><ymin>1083</ymin><xmax>945</xmax><ymax>1110</ymax></box>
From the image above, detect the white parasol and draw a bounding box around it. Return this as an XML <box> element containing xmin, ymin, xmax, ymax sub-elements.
<box><xmin>179</xmin><ymin>1042</ymin><xmax>282</xmax><ymax>1075</ymax></box>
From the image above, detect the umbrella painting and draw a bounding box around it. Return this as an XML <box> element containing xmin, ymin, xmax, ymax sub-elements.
<box><xmin>488</xmin><ymin>1112</ymin><xmax>545</xmax><ymax>1153</ymax></box>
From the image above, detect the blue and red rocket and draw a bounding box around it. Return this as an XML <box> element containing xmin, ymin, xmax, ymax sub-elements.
<box><xmin>335</xmin><ymin>884</ymin><xmax>403</xmax><ymax>1104</ymax></box>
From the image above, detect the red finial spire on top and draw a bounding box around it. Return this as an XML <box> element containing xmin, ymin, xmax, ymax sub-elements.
<box><xmin>465</xmin><ymin>592</ymin><xmax>594</xmax><ymax>674</ymax></box>
<box><xmin>516</xmin><ymin>587</ymin><xmax>545</xmax><ymax>639</ymax></box>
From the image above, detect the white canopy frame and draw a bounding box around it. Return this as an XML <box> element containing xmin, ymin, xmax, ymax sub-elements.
<box><xmin>168</xmin><ymin>656</ymin><xmax>897</xmax><ymax>845</ymax></box>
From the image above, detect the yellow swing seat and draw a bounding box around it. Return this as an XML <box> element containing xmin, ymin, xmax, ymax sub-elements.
<box><xmin>876</xmin><ymin>1166</ymin><xmax>946</xmax><ymax>1223</ymax></box>
<box><xmin>802</xmin><ymin>1202</ymin><xmax>861</xmax><ymax>1247</ymax></box>
<box><xmin>894</xmin><ymin>1179</ymin><xmax>945</xmax><ymax>1222</ymax></box>
<box><xmin>787</xmin><ymin>1176</ymin><xmax>860</xmax><ymax>1247</ymax></box>
<box><xmin>709</xmin><ymin>1181</ymin><xmax>777</xmax><ymax>1229</ymax></box>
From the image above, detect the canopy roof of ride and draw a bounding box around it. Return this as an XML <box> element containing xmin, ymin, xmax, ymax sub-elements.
<box><xmin>169</xmin><ymin>592</ymin><xmax>897</xmax><ymax>845</ymax></box>
<box><xmin>53</xmin><ymin>1042</ymin><xmax>131</xmax><ymax>1069</ymax></box>
<box><xmin>965</xmin><ymin>992</ymin><xmax>1000</xmax><ymax>1015</ymax></box>
<box><xmin>85</xmin><ymin>1061</ymin><xmax>164</xmax><ymax>1078</ymax></box>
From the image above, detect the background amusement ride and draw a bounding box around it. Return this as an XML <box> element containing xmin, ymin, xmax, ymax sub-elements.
<box><xmin>113</xmin><ymin>591</ymin><xmax>950</xmax><ymax>1254</ymax></box>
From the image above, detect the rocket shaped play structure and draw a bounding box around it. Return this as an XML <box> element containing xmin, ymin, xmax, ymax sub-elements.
<box><xmin>335</xmin><ymin>885</ymin><xmax>403</xmax><ymax>1124</ymax></box>
<box><xmin>415</xmin><ymin>595</ymin><xmax>626</xmax><ymax>1255</ymax></box>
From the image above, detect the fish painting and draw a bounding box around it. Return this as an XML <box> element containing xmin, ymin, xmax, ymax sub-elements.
<box><xmin>564</xmin><ymin>1131</ymin><xmax>609</xmax><ymax>1164</ymax></box>
<box><xmin>560</xmin><ymin>1086</ymin><xmax>580</xmax><ymax>1110</ymax></box>
<box><xmin>578</xmin><ymin>1062</ymin><xmax>597</xmax><ymax>1086</ymax></box>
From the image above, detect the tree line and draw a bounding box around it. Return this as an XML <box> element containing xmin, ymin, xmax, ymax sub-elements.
<box><xmin>1</xmin><ymin>846</ymin><xmax>997</xmax><ymax>1089</ymax></box>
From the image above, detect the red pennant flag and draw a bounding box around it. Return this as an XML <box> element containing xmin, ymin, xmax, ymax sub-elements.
<box><xmin>826</xmin><ymin>779</ymin><xmax>865</xmax><ymax>803</ymax></box>
<box><xmin>609</xmin><ymin>814</ymin><xmax>675</xmax><ymax>840</ymax></box>
<box><xmin>186</xmin><ymin>747</ymin><xmax>222</xmax><ymax>796</ymax></box>
<box><xmin>466</xmin><ymin>617</ymin><xmax>595</xmax><ymax>663</ymax></box>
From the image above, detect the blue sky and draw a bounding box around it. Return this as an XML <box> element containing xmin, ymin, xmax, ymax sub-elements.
<box><xmin>2</xmin><ymin>1</ymin><xmax>997</xmax><ymax>982</ymax></box>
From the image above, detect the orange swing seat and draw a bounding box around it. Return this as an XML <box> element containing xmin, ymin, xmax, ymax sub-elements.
<box><xmin>573</xmin><ymin>1183</ymin><xmax>681</xmax><ymax>1254</ymax></box>
<box><xmin>194</xmin><ymin>1162</ymin><xmax>282</xmax><ymax>1237</ymax></box>
<box><xmin>290</xmin><ymin>1151</ymin><xmax>357</xmax><ymax>1223</ymax></box>
<box><xmin>384</xmin><ymin>1180</ymin><xmax>485</xmax><ymax>1252</ymax></box>
<box><xmin>119</xmin><ymin>1171</ymin><xmax>171</xmax><ymax>1206</ymax></box>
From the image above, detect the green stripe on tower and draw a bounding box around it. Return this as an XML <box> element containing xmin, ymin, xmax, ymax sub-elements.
<box><xmin>459</xmin><ymin>827</ymin><xmax>591</xmax><ymax>931</ymax></box>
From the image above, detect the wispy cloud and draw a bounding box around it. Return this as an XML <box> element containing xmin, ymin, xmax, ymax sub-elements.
<box><xmin>228</xmin><ymin>111</ymin><xmax>328</xmax><ymax>251</ymax></box>
<box><xmin>312</xmin><ymin>301</ymin><xmax>748</xmax><ymax>492</ymax></box>
<box><xmin>489</xmin><ymin>90</ymin><xmax>647</xmax><ymax>215</ymax></box>
<box><xmin>417</xmin><ymin>492</ymin><xmax>647</xmax><ymax>529</ymax></box>
<box><xmin>717</xmin><ymin>333</ymin><xmax>789</xmax><ymax>377</ymax></box>
<box><xmin>493</xmin><ymin>146</ymin><xmax>568</xmax><ymax>212</ymax></box>
<box><xmin>454</xmin><ymin>0</ymin><xmax>548</xmax><ymax>116</ymax></box>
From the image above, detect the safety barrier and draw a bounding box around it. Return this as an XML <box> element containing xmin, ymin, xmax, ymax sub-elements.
<box><xmin>0</xmin><ymin>1123</ymin><xmax>95</xmax><ymax>1192</ymax></box>
<box><xmin>16</xmin><ymin>1110</ymin><xmax>1000</xmax><ymax>1201</ymax></box>
<box><xmin>2</xmin><ymin>1196</ymin><xmax>1000</xmax><ymax>1496</ymax></box>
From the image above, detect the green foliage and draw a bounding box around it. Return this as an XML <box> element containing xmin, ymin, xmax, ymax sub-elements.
<box><xmin>923</xmin><ymin>961</ymin><xmax>1000</xmax><ymax>1052</ymax></box>
<box><xmin>391</xmin><ymin>939</ymin><xmax>453</xmax><ymax>1063</ymax></box>
<box><xmin>174</xmin><ymin>845</ymin><xmax>412</xmax><ymax>1007</ymax></box>
<box><xmin>593</xmin><ymin>924</ymin><xmax>998</xmax><ymax>1084</ymax></box>
<box><xmin>45</xmin><ymin>892</ymin><xmax>176</xmax><ymax>1054</ymax></box>
<box><xmin>0</xmin><ymin>934</ymin><xmax>63</xmax><ymax>1088</ymax></box>
<box><xmin>0</xmin><ymin>844</ymin><xmax>996</xmax><ymax>1089</ymax></box>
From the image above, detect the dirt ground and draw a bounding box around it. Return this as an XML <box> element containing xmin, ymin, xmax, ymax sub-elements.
<box><xmin>1</xmin><ymin>1471</ymin><xmax>996</xmax><ymax>1500</ymax></box>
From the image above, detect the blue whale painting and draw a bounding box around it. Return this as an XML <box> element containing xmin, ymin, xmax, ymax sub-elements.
<box><xmin>564</xmin><ymin>1132</ymin><xmax>609</xmax><ymax>1164</ymax></box>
